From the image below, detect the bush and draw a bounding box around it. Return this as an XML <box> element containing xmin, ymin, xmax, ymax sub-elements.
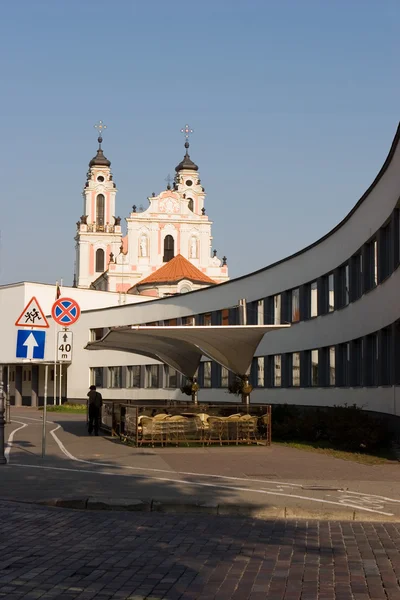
<box><xmin>272</xmin><ymin>403</ymin><xmax>392</xmax><ymax>453</ymax></box>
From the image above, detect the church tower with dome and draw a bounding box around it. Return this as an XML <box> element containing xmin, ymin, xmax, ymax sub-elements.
<box><xmin>75</xmin><ymin>123</ymin><xmax>229</xmax><ymax>297</ymax></box>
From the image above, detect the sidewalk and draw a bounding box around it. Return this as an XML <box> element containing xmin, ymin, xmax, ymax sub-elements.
<box><xmin>3</xmin><ymin>408</ymin><xmax>400</xmax><ymax>522</ymax></box>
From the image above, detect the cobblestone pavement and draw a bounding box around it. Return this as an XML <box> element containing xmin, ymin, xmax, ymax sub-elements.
<box><xmin>1</xmin><ymin>501</ymin><xmax>400</xmax><ymax>600</ymax></box>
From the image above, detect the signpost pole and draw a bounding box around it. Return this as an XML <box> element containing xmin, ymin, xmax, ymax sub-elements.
<box><xmin>59</xmin><ymin>362</ymin><xmax>62</xmax><ymax>405</ymax></box>
<box><xmin>6</xmin><ymin>365</ymin><xmax>10</xmax><ymax>424</ymax></box>
<box><xmin>0</xmin><ymin>367</ymin><xmax>7</xmax><ymax>465</ymax></box>
<box><xmin>42</xmin><ymin>364</ymin><xmax>48</xmax><ymax>458</ymax></box>
<box><xmin>53</xmin><ymin>326</ymin><xmax>57</xmax><ymax>406</ymax></box>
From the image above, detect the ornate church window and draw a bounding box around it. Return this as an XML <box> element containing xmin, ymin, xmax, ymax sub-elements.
<box><xmin>96</xmin><ymin>194</ymin><xmax>105</xmax><ymax>228</ymax></box>
<box><xmin>188</xmin><ymin>198</ymin><xmax>194</xmax><ymax>212</ymax></box>
<box><xmin>95</xmin><ymin>248</ymin><xmax>105</xmax><ymax>273</ymax></box>
<box><xmin>163</xmin><ymin>235</ymin><xmax>174</xmax><ymax>262</ymax></box>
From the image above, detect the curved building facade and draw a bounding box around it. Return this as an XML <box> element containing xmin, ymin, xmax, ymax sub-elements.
<box><xmin>4</xmin><ymin>125</ymin><xmax>400</xmax><ymax>416</ymax></box>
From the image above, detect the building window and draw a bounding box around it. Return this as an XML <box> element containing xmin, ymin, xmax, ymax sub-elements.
<box><xmin>338</xmin><ymin>343</ymin><xmax>350</xmax><ymax>386</ymax></box>
<box><xmin>311</xmin><ymin>350</ymin><xmax>318</xmax><ymax>386</ymax></box>
<box><xmin>344</xmin><ymin>264</ymin><xmax>349</xmax><ymax>305</ymax></box>
<box><xmin>291</xmin><ymin>289</ymin><xmax>300</xmax><ymax>322</ymax></box>
<box><xmin>292</xmin><ymin>353</ymin><xmax>300</xmax><ymax>386</ymax></box>
<box><xmin>373</xmin><ymin>239</ymin><xmax>378</xmax><ymax>286</ymax></box>
<box><xmin>95</xmin><ymin>248</ymin><xmax>105</xmax><ymax>273</ymax></box>
<box><xmin>274</xmin><ymin>355</ymin><xmax>281</xmax><ymax>387</ymax></box>
<box><xmin>329</xmin><ymin>347</ymin><xmax>335</xmax><ymax>385</ymax></box>
<box><xmin>91</xmin><ymin>367</ymin><xmax>104</xmax><ymax>388</ymax></box>
<box><xmin>127</xmin><ymin>366</ymin><xmax>140</xmax><ymax>388</ymax></box>
<box><xmin>182</xmin><ymin>316</ymin><xmax>195</xmax><ymax>326</ymax></box>
<box><xmin>203</xmin><ymin>362</ymin><xmax>212</xmax><ymax>388</ymax></box>
<box><xmin>257</xmin><ymin>300</ymin><xmax>264</xmax><ymax>325</ymax></box>
<box><xmin>108</xmin><ymin>366</ymin><xmax>122</xmax><ymax>389</ymax></box>
<box><xmin>163</xmin><ymin>235</ymin><xmax>174</xmax><ymax>262</ymax></box>
<box><xmin>274</xmin><ymin>295</ymin><xmax>281</xmax><ymax>324</ymax></box>
<box><xmin>380</xmin><ymin>328</ymin><xmax>391</xmax><ymax>386</ymax></box>
<box><xmin>328</xmin><ymin>274</ymin><xmax>334</xmax><ymax>312</ymax></box>
<box><xmin>90</xmin><ymin>328</ymin><xmax>106</xmax><ymax>341</ymax></box>
<box><xmin>221</xmin><ymin>367</ymin><xmax>229</xmax><ymax>388</ymax></box>
<box><xmin>203</xmin><ymin>313</ymin><xmax>212</xmax><ymax>326</ymax></box>
<box><xmin>310</xmin><ymin>281</ymin><xmax>318</xmax><ymax>317</ymax></box>
<box><xmin>96</xmin><ymin>194</ymin><xmax>105</xmax><ymax>228</ymax></box>
<box><xmin>188</xmin><ymin>198</ymin><xmax>194</xmax><ymax>212</ymax></box>
<box><xmin>146</xmin><ymin>365</ymin><xmax>159</xmax><ymax>388</ymax></box>
<box><xmin>165</xmin><ymin>366</ymin><xmax>178</xmax><ymax>388</ymax></box>
<box><xmin>222</xmin><ymin>309</ymin><xmax>229</xmax><ymax>326</ymax></box>
<box><xmin>256</xmin><ymin>357</ymin><xmax>264</xmax><ymax>387</ymax></box>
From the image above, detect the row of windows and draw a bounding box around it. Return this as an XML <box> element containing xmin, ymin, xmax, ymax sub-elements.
<box><xmin>90</xmin><ymin>321</ymin><xmax>400</xmax><ymax>390</ymax></box>
<box><xmin>245</xmin><ymin>210</ymin><xmax>399</xmax><ymax>326</ymax></box>
<box><xmin>89</xmin><ymin>210</ymin><xmax>400</xmax><ymax>336</ymax></box>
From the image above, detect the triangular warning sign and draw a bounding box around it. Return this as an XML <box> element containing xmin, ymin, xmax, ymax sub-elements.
<box><xmin>15</xmin><ymin>296</ymin><xmax>50</xmax><ymax>328</ymax></box>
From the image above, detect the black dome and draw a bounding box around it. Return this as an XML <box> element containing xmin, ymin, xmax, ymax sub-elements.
<box><xmin>89</xmin><ymin>137</ymin><xmax>111</xmax><ymax>168</ymax></box>
<box><xmin>175</xmin><ymin>141</ymin><xmax>198</xmax><ymax>172</ymax></box>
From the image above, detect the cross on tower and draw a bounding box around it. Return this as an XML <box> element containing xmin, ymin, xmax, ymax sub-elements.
<box><xmin>180</xmin><ymin>124</ymin><xmax>193</xmax><ymax>141</ymax></box>
<box><xmin>94</xmin><ymin>120</ymin><xmax>107</xmax><ymax>140</ymax></box>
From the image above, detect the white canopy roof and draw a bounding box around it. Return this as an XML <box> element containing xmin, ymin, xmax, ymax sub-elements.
<box><xmin>86</xmin><ymin>325</ymin><xmax>290</xmax><ymax>378</ymax></box>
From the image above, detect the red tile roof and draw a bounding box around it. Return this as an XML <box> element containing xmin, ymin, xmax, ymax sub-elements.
<box><xmin>137</xmin><ymin>254</ymin><xmax>216</xmax><ymax>287</ymax></box>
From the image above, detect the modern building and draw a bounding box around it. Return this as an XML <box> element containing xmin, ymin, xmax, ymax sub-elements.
<box><xmin>2</xmin><ymin>123</ymin><xmax>400</xmax><ymax>417</ymax></box>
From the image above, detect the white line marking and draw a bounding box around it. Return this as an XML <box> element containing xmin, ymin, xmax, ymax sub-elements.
<box><xmin>342</xmin><ymin>490</ymin><xmax>400</xmax><ymax>504</ymax></box>
<box><xmin>49</xmin><ymin>426</ymin><xmax>305</xmax><ymax>488</ymax></box>
<box><xmin>12</xmin><ymin>420</ymin><xmax>400</xmax><ymax>517</ymax></box>
<box><xmin>11</xmin><ymin>416</ymin><xmax>44</xmax><ymax>422</ymax></box>
<box><xmin>6</xmin><ymin>421</ymin><xmax>29</xmax><ymax>462</ymax></box>
<box><xmin>9</xmin><ymin>462</ymin><xmax>394</xmax><ymax>516</ymax></box>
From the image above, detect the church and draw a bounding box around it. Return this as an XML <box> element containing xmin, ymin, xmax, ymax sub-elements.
<box><xmin>75</xmin><ymin>123</ymin><xmax>229</xmax><ymax>297</ymax></box>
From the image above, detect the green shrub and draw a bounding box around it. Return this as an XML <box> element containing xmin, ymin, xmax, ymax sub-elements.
<box><xmin>272</xmin><ymin>403</ymin><xmax>392</xmax><ymax>453</ymax></box>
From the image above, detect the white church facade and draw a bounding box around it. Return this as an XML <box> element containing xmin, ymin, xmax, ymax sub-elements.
<box><xmin>75</xmin><ymin>124</ymin><xmax>229</xmax><ymax>297</ymax></box>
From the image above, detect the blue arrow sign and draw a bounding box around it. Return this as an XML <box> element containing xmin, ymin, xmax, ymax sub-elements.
<box><xmin>16</xmin><ymin>330</ymin><xmax>46</xmax><ymax>360</ymax></box>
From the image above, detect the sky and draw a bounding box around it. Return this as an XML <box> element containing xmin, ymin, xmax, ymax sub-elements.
<box><xmin>0</xmin><ymin>0</ymin><xmax>399</xmax><ymax>286</ymax></box>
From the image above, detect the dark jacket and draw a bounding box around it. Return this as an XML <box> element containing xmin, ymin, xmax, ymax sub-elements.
<box><xmin>87</xmin><ymin>390</ymin><xmax>103</xmax><ymax>409</ymax></box>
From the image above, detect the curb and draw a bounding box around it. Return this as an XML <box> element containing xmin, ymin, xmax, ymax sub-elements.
<box><xmin>12</xmin><ymin>497</ymin><xmax>398</xmax><ymax>522</ymax></box>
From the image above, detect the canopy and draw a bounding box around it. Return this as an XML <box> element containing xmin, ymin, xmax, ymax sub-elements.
<box><xmin>85</xmin><ymin>324</ymin><xmax>290</xmax><ymax>379</ymax></box>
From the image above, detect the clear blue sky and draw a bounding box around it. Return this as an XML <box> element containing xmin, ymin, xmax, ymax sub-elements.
<box><xmin>0</xmin><ymin>0</ymin><xmax>399</xmax><ymax>285</ymax></box>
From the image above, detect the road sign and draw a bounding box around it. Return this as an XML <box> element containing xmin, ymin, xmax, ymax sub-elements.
<box><xmin>16</xmin><ymin>330</ymin><xmax>46</xmax><ymax>360</ymax></box>
<box><xmin>15</xmin><ymin>297</ymin><xmax>49</xmax><ymax>329</ymax></box>
<box><xmin>51</xmin><ymin>297</ymin><xmax>81</xmax><ymax>326</ymax></box>
<box><xmin>57</xmin><ymin>331</ymin><xmax>73</xmax><ymax>362</ymax></box>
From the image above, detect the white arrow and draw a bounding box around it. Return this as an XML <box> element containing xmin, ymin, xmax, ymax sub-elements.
<box><xmin>23</xmin><ymin>333</ymin><xmax>39</xmax><ymax>359</ymax></box>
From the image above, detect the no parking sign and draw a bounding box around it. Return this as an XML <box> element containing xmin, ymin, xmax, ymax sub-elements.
<box><xmin>51</xmin><ymin>297</ymin><xmax>81</xmax><ymax>326</ymax></box>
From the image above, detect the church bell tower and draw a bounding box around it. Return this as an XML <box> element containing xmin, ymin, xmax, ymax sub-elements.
<box><xmin>75</xmin><ymin>121</ymin><xmax>123</xmax><ymax>289</ymax></box>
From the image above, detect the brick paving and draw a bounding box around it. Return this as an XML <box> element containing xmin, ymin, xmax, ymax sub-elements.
<box><xmin>0</xmin><ymin>501</ymin><xmax>400</xmax><ymax>599</ymax></box>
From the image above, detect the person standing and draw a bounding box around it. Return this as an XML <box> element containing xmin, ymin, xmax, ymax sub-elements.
<box><xmin>87</xmin><ymin>385</ymin><xmax>102</xmax><ymax>436</ymax></box>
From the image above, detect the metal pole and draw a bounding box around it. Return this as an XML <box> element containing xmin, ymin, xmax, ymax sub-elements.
<box><xmin>6</xmin><ymin>365</ymin><xmax>10</xmax><ymax>424</ymax></box>
<box><xmin>42</xmin><ymin>364</ymin><xmax>48</xmax><ymax>458</ymax></box>
<box><xmin>0</xmin><ymin>367</ymin><xmax>7</xmax><ymax>464</ymax></box>
<box><xmin>59</xmin><ymin>362</ymin><xmax>62</xmax><ymax>405</ymax></box>
<box><xmin>53</xmin><ymin>326</ymin><xmax>57</xmax><ymax>406</ymax></box>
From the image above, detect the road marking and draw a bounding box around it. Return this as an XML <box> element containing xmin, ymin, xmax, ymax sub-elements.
<box><xmin>8</xmin><ymin>462</ymin><xmax>394</xmax><ymax>516</ymax></box>
<box><xmin>8</xmin><ymin>418</ymin><xmax>400</xmax><ymax>517</ymax></box>
<box><xmin>6</xmin><ymin>421</ymin><xmax>29</xmax><ymax>462</ymax></box>
<box><xmin>342</xmin><ymin>490</ymin><xmax>400</xmax><ymax>504</ymax></box>
<box><xmin>49</xmin><ymin>425</ymin><xmax>305</xmax><ymax>488</ymax></box>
